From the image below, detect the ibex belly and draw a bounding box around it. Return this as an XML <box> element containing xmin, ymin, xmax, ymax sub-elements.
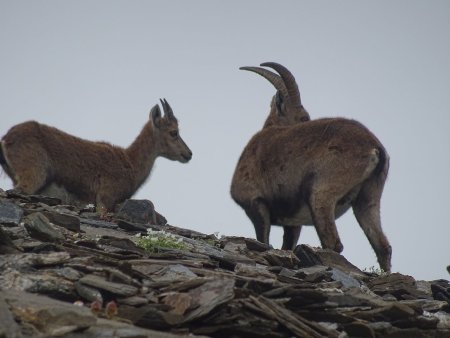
<box><xmin>275</xmin><ymin>205</ymin><xmax>313</xmax><ymax>226</ymax></box>
<box><xmin>273</xmin><ymin>187</ymin><xmax>359</xmax><ymax>227</ymax></box>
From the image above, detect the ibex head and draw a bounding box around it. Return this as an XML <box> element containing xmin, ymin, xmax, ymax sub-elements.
<box><xmin>240</xmin><ymin>62</ymin><xmax>310</xmax><ymax>128</ymax></box>
<box><xmin>151</xmin><ymin>99</ymin><xmax>192</xmax><ymax>163</ymax></box>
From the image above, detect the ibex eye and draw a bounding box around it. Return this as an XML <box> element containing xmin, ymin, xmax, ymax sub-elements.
<box><xmin>170</xmin><ymin>131</ymin><xmax>178</xmax><ymax>138</ymax></box>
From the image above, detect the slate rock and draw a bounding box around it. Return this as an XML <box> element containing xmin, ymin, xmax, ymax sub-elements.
<box><xmin>162</xmin><ymin>293</ymin><xmax>193</xmax><ymax>315</ymax></box>
<box><xmin>343</xmin><ymin>321</ymin><xmax>376</xmax><ymax>338</ymax></box>
<box><xmin>0</xmin><ymin>200</ymin><xmax>24</xmax><ymax>226</ymax></box>
<box><xmin>118</xmin><ymin>295</ymin><xmax>149</xmax><ymax>307</ymax></box>
<box><xmin>182</xmin><ymin>278</ymin><xmax>236</xmax><ymax>323</ymax></box>
<box><xmin>24</xmin><ymin>212</ymin><xmax>65</xmax><ymax>242</ymax></box>
<box><xmin>80</xmin><ymin>317</ymin><xmax>208</xmax><ymax>338</ymax></box>
<box><xmin>244</xmin><ymin>238</ymin><xmax>272</xmax><ymax>252</ymax></box>
<box><xmin>400</xmin><ymin>299</ymin><xmax>449</xmax><ymax>312</ymax></box>
<box><xmin>294</xmin><ymin>244</ymin><xmax>366</xmax><ymax>279</ymax></box>
<box><xmin>26</xmin><ymin>276</ymin><xmax>77</xmax><ymax>301</ymax></box>
<box><xmin>151</xmin><ymin>264</ymin><xmax>197</xmax><ymax>283</ymax></box>
<box><xmin>352</xmin><ymin>303</ymin><xmax>416</xmax><ymax>321</ymax></box>
<box><xmin>235</xmin><ymin>263</ymin><xmax>276</xmax><ymax>279</ymax></box>
<box><xmin>127</xmin><ymin>303</ymin><xmax>183</xmax><ymax>329</ymax></box>
<box><xmin>0</xmin><ymin>226</ymin><xmax>22</xmax><ymax>254</ymax></box>
<box><xmin>116</xmin><ymin>199</ymin><xmax>159</xmax><ymax>225</ymax></box>
<box><xmin>54</xmin><ymin>267</ymin><xmax>82</xmax><ymax>281</ymax></box>
<box><xmin>0</xmin><ymin>252</ymin><xmax>71</xmax><ymax>271</ymax></box>
<box><xmin>117</xmin><ymin>219</ymin><xmax>148</xmax><ymax>232</ymax></box>
<box><xmin>2</xmin><ymin>289</ymin><xmax>96</xmax><ymax>336</ymax></box>
<box><xmin>368</xmin><ymin>273</ymin><xmax>430</xmax><ymax>300</ymax></box>
<box><xmin>294</xmin><ymin>244</ymin><xmax>323</xmax><ymax>267</ymax></box>
<box><xmin>295</xmin><ymin>265</ymin><xmax>330</xmax><ymax>278</ymax></box>
<box><xmin>431</xmin><ymin>280</ymin><xmax>450</xmax><ymax>304</ymax></box>
<box><xmin>75</xmin><ymin>282</ymin><xmax>104</xmax><ymax>303</ymax></box>
<box><xmin>42</xmin><ymin>211</ymin><xmax>80</xmax><ymax>232</ymax></box>
<box><xmin>331</xmin><ymin>267</ymin><xmax>361</xmax><ymax>288</ymax></box>
<box><xmin>3</xmin><ymin>189</ymin><xmax>450</xmax><ymax>338</ymax></box>
<box><xmin>263</xmin><ymin>249</ymin><xmax>301</xmax><ymax>269</ymax></box>
<box><xmin>6</xmin><ymin>189</ymin><xmax>62</xmax><ymax>206</ymax></box>
<box><xmin>0</xmin><ymin>293</ymin><xmax>23</xmax><ymax>338</ymax></box>
<box><xmin>79</xmin><ymin>274</ymin><xmax>139</xmax><ymax>297</ymax></box>
<box><xmin>80</xmin><ymin>218</ymin><xmax>118</xmax><ymax>229</ymax></box>
<box><xmin>294</xmin><ymin>265</ymin><xmax>332</xmax><ymax>283</ymax></box>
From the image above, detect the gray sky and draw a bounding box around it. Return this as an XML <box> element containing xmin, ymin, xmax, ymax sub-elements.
<box><xmin>1</xmin><ymin>1</ymin><xmax>449</xmax><ymax>280</ymax></box>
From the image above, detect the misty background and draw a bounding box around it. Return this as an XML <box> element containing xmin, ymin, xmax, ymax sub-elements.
<box><xmin>1</xmin><ymin>1</ymin><xmax>449</xmax><ymax>280</ymax></box>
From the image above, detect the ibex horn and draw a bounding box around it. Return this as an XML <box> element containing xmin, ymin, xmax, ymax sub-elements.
<box><xmin>239</xmin><ymin>66</ymin><xmax>289</xmax><ymax>100</ymax></box>
<box><xmin>260</xmin><ymin>62</ymin><xmax>302</xmax><ymax>107</ymax></box>
<box><xmin>160</xmin><ymin>98</ymin><xmax>176</xmax><ymax>121</ymax></box>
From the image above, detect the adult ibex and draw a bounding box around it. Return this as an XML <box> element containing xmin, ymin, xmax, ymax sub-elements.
<box><xmin>0</xmin><ymin>99</ymin><xmax>192</xmax><ymax>212</ymax></box>
<box><xmin>231</xmin><ymin>63</ymin><xmax>392</xmax><ymax>271</ymax></box>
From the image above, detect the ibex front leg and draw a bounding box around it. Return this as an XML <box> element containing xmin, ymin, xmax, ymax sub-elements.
<box><xmin>245</xmin><ymin>198</ymin><xmax>271</xmax><ymax>245</ymax></box>
<box><xmin>282</xmin><ymin>226</ymin><xmax>302</xmax><ymax>250</ymax></box>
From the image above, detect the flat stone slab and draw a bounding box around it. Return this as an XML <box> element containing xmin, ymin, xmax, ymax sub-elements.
<box><xmin>80</xmin><ymin>218</ymin><xmax>119</xmax><ymax>229</ymax></box>
<box><xmin>24</xmin><ymin>212</ymin><xmax>65</xmax><ymax>242</ymax></box>
<box><xmin>0</xmin><ymin>200</ymin><xmax>24</xmax><ymax>226</ymax></box>
<box><xmin>1</xmin><ymin>289</ymin><xmax>96</xmax><ymax>336</ymax></box>
<box><xmin>79</xmin><ymin>274</ymin><xmax>139</xmax><ymax>297</ymax></box>
<box><xmin>42</xmin><ymin>211</ymin><xmax>80</xmax><ymax>232</ymax></box>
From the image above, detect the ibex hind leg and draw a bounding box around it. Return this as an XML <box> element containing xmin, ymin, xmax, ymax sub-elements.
<box><xmin>3</xmin><ymin>145</ymin><xmax>49</xmax><ymax>194</ymax></box>
<box><xmin>353</xmin><ymin>179</ymin><xmax>392</xmax><ymax>272</ymax></box>
<box><xmin>245</xmin><ymin>198</ymin><xmax>271</xmax><ymax>245</ymax></box>
<box><xmin>282</xmin><ymin>226</ymin><xmax>302</xmax><ymax>250</ymax></box>
<box><xmin>95</xmin><ymin>190</ymin><xmax>116</xmax><ymax>215</ymax></box>
<box><xmin>308</xmin><ymin>193</ymin><xmax>344</xmax><ymax>253</ymax></box>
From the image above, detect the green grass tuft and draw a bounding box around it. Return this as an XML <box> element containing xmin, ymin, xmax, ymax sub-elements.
<box><xmin>136</xmin><ymin>229</ymin><xmax>188</xmax><ymax>253</ymax></box>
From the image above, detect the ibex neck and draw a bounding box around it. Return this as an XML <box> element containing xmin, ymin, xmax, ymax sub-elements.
<box><xmin>263</xmin><ymin>114</ymin><xmax>278</xmax><ymax>129</ymax></box>
<box><xmin>126</xmin><ymin>122</ymin><xmax>158</xmax><ymax>188</ymax></box>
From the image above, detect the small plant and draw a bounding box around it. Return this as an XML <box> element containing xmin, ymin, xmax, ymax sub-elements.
<box><xmin>363</xmin><ymin>265</ymin><xmax>387</xmax><ymax>276</ymax></box>
<box><xmin>200</xmin><ymin>231</ymin><xmax>221</xmax><ymax>247</ymax></box>
<box><xmin>136</xmin><ymin>229</ymin><xmax>188</xmax><ymax>253</ymax></box>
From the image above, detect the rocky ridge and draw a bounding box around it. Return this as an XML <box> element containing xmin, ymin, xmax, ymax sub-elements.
<box><xmin>0</xmin><ymin>188</ymin><xmax>449</xmax><ymax>338</ymax></box>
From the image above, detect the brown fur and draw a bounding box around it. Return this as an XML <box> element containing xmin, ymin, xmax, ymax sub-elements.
<box><xmin>231</xmin><ymin>64</ymin><xmax>392</xmax><ymax>271</ymax></box>
<box><xmin>0</xmin><ymin>101</ymin><xmax>192</xmax><ymax>211</ymax></box>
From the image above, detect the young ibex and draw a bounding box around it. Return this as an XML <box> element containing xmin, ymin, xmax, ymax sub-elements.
<box><xmin>231</xmin><ymin>63</ymin><xmax>392</xmax><ymax>271</ymax></box>
<box><xmin>0</xmin><ymin>99</ymin><xmax>192</xmax><ymax>212</ymax></box>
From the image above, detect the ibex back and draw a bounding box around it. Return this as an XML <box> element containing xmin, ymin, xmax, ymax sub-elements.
<box><xmin>0</xmin><ymin>99</ymin><xmax>192</xmax><ymax>212</ymax></box>
<box><xmin>231</xmin><ymin>63</ymin><xmax>392</xmax><ymax>271</ymax></box>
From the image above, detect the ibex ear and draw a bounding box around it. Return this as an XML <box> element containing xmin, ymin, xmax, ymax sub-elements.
<box><xmin>275</xmin><ymin>91</ymin><xmax>285</xmax><ymax>116</ymax></box>
<box><xmin>150</xmin><ymin>104</ymin><xmax>161</xmax><ymax>129</ymax></box>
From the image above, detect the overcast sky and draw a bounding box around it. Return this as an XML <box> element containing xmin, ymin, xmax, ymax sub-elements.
<box><xmin>1</xmin><ymin>1</ymin><xmax>449</xmax><ymax>280</ymax></box>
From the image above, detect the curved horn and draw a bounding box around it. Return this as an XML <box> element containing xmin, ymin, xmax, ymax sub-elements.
<box><xmin>260</xmin><ymin>62</ymin><xmax>301</xmax><ymax>107</ymax></box>
<box><xmin>159</xmin><ymin>98</ymin><xmax>176</xmax><ymax>120</ymax></box>
<box><xmin>239</xmin><ymin>66</ymin><xmax>289</xmax><ymax>99</ymax></box>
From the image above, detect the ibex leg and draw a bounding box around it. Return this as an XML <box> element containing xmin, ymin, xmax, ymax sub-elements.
<box><xmin>309</xmin><ymin>193</ymin><xmax>343</xmax><ymax>253</ymax></box>
<box><xmin>245</xmin><ymin>198</ymin><xmax>271</xmax><ymax>245</ymax></box>
<box><xmin>1</xmin><ymin>140</ymin><xmax>50</xmax><ymax>194</ymax></box>
<box><xmin>353</xmin><ymin>185</ymin><xmax>392</xmax><ymax>272</ymax></box>
<box><xmin>282</xmin><ymin>226</ymin><xmax>302</xmax><ymax>250</ymax></box>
